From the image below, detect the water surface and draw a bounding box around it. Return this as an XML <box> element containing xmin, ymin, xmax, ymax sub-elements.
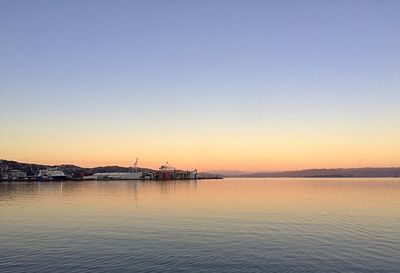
<box><xmin>1</xmin><ymin>178</ymin><xmax>399</xmax><ymax>272</ymax></box>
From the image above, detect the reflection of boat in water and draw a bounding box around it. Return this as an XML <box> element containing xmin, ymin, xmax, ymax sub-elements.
<box><xmin>83</xmin><ymin>158</ymin><xmax>153</xmax><ymax>180</ymax></box>
<box><xmin>37</xmin><ymin>168</ymin><xmax>67</xmax><ymax>180</ymax></box>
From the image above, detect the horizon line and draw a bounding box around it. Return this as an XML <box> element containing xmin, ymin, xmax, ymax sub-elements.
<box><xmin>1</xmin><ymin>158</ymin><xmax>400</xmax><ymax>173</ymax></box>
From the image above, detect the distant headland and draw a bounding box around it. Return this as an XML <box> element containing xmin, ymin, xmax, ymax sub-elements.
<box><xmin>216</xmin><ymin>168</ymin><xmax>400</xmax><ymax>178</ymax></box>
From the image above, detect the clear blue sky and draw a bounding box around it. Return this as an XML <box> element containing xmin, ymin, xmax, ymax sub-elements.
<box><xmin>1</xmin><ymin>1</ymin><xmax>399</xmax><ymax>170</ymax></box>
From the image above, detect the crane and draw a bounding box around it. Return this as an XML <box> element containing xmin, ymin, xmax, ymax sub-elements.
<box><xmin>133</xmin><ymin>158</ymin><xmax>139</xmax><ymax>172</ymax></box>
<box><xmin>160</xmin><ymin>162</ymin><xmax>175</xmax><ymax>171</ymax></box>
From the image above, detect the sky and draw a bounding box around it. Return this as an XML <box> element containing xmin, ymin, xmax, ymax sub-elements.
<box><xmin>1</xmin><ymin>0</ymin><xmax>399</xmax><ymax>171</ymax></box>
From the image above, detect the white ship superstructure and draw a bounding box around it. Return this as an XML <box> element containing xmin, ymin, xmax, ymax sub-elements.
<box><xmin>37</xmin><ymin>168</ymin><xmax>67</xmax><ymax>180</ymax></box>
<box><xmin>83</xmin><ymin>158</ymin><xmax>152</xmax><ymax>180</ymax></box>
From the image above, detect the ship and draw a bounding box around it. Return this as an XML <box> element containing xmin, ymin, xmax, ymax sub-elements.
<box><xmin>36</xmin><ymin>168</ymin><xmax>67</xmax><ymax>180</ymax></box>
<box><xmin>83</xmin><ymin>158</ymin><xmax>153</xmax><ymax>180</ymax></box>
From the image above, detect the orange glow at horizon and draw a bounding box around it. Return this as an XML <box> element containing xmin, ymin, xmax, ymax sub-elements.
<box><xmin>1</xmin><ymin>117</ymin><xmax>399</xmax><ymax>171</ymax></box>
<box><xmin>2</xmin><ymin>137</ymin><xmax>399</xmax><ymax>172</ymax></box>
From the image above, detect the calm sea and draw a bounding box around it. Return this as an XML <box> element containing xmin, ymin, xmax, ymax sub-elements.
<box><xmin>1</xmin><ymin>178</ymin><xmax>399</xmax><ymax>273</ymax></box>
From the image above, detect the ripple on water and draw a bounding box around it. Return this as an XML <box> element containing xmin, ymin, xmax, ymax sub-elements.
<box><xmin>0</xmin><ymin>178</ymin><xmax>399</xmax><ymax>273</ymax></box>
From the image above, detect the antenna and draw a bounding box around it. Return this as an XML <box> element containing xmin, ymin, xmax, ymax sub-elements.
<box><xmin>133</xmin><ymin>158</ymin><xmax>139</xmax><ymax>172</ymax></box>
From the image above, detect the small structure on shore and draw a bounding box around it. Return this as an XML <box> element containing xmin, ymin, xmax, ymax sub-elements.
<box><xmin>3</xmin><ymin>169</ymin><xmax>27</xmax><ymax>180</ymax></box>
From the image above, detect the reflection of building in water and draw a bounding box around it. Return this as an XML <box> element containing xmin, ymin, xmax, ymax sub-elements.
<box><xmin>0</xmin><ymin>181</ymin><xmax>44</xmax><ymax>197</ymax></box>
<box><xmin>131</xmin><ymin>179</ymin><xmax>198</xmax><ymax>197</ymax></box>
<box><xmin>156</xmin><ymin>180</ymin><xmax>198</xmax><ymax>195</ymax></box>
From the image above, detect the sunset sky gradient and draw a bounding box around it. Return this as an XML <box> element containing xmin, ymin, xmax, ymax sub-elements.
<box><xmin>1</xmin><ymin>1</ymin><xmax>399</xmax><ymax>171</ymax></box>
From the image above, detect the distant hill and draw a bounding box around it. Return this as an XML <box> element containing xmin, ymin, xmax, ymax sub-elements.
<box><xmin>0</xmin><ymin>160</ymin><xmax>51</xmax><ymax>175</ymax></box>
<box><xmin>0</xmin><ymin>159</ymin><xmax>160</xmax><ymax>176</ymax></box>
<box><xmin>231</xmin><ymin>168</ymin><xmax>400</xmax><ymax>178</ymax></box>
<box><xmin>206</xmin><ymin>170</ymin><xmax>252</xmax><ymax>177</ymax></box>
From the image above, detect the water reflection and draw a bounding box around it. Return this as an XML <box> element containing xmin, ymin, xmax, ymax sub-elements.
<box><xmin>0</xmin><ymin>180</ymin><xmax>196</xmax><ymax>193</ymax></box>
<box><xmin>1</xmin><ymin>178</ymin><xmax>399</xmax><ymax>273</ymax></box>
<box><xmin>1</xmin><ymin>178</ymin><xmax>400</xmax><ymax>214</ymax></box>
<box><xmin>0</xmin><ymin>180</ymin><xmax>198</xmax><ymax>206</ymax></box>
